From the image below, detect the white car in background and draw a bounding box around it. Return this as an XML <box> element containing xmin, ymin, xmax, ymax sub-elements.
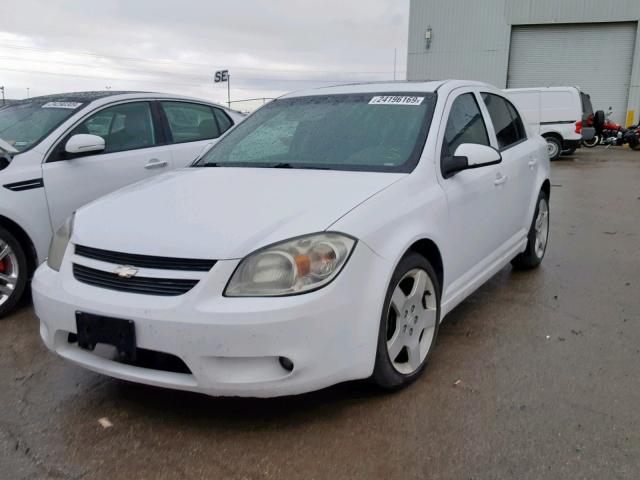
<box><xmin>0</xmin><ymin>91</ymin><xmax>243</xmax><ymax>317</ymax></box>
<box><xmin>33</xmin><ymin>80</ymin><xmax>550</xmax><ymax>397</ymax></box>
<box><xmin>505</xmin><ymin>86</ymin><xmax>594</xmax><ymax>160</ymax></box>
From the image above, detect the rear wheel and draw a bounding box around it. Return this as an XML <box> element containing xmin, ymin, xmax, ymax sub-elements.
<box><xmin>372</xmin><ymin>253</ymin><xmax>440</xmax><ymax>390</ymax></box>
<box><xmin>0</xmin><ymin>227</ymin><xmax>28</xmax><ymax>318</ymax></box>
<box><xmin>582</xmin><ymin>136</ymin><xmax>600</xmax><ymax>148</ymax></box>
<box><xmin>545</xmin><ymin>136</ymin><xmax>562</xmax><ymax>161</ymax></box>
<box><xmin>512</xmin><ymin>191</ymin><xmax>549</xmax><ymax>270</ymax></box>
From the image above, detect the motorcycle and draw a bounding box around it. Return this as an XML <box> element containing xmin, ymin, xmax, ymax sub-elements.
<box><xmin>623</xmin><ymin>125</ymin><xmax>640</xmax><ymax>150</ymax></box>
<box><xmin>581</xmin><ymin>108</ymin><xmax>625</xmax><ymax>148</ymax></box>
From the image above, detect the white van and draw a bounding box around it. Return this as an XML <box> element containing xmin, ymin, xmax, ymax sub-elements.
<box><xmin>505</xmin><ymin>87</ymin><xmax>593</xmax><ymax>160</ymax></box>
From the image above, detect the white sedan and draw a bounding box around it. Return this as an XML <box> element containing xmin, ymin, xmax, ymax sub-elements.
<box><xmin>0</xmin><ymin>91</ymin><xmax>243</xmax><ymax>317</ymax></box>
<box><xmin>33</xmin><ymin>80</ymin><xmax>550</xmax><ymax>397</ymax></box>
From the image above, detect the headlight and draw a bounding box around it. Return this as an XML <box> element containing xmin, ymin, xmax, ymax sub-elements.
<box><xmin>47</xmin><ymin>214</ymin><xmax>75</xmax><ymax>271</ymax></box>
<box><xmin>225</xmin><ymin>232</ymin><xmax>356</xmax><ymax>297</ymax></box>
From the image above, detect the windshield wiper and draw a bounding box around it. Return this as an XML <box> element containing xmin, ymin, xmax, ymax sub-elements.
<box><xmin>271</xmin><ymin>162</ymin><xmax>293</xmax><ymax>168</ymax></box>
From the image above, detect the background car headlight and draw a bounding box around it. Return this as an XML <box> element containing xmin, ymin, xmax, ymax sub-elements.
<box><xmin>47</xmin><ymin>214</ymin><xmax>75</xmax><ymax>271</ymax></box>
<box><xmin>225</xmin><ymin>232</ymin><xmax>356</xmax><ymax>296</ymax></box>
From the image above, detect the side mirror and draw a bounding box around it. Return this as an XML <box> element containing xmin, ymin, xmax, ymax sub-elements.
<box><xmin>65</xmin><ymin>134</ymin><xmax>105</xmax><ymax>155</ymax></box>
<box><xmin>442</xmin><ymin>143</ymin><xmax>502</xmax><ymax>178</ymax></box>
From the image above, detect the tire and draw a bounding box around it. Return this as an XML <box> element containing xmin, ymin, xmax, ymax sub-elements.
<box><xmin>593</xmin><ymin>110</ymin><xmax>605</xmax><ymax>131</ymax></box>
<box><xmin>561</xmin><ymin>148</ymin><xmax>577</xmax><ymax>156</ymax></box>
<box><xmin>582</xmin><ymin>136</ymin><xmax>600</xmax><ymax>148</ymax></box>
<box><xmin>630</xmin><ymin>142</ymin><xmax>640</xmax><ymax>151</ymax></box>
<box><xmin>0</xmin><ymin>226</ymin><xmax>28</xmax><ymax>318</ymax></box>
<box><xmin>372</xmin><ymin>252</ymin><xmax>441</xmax><ymax>390</ymax></box>
<box><xmin>512</xmin><ymin>190</ymin><xmax>550</xmax><ymax>270</ymax></box>
<box><xmin>544</xmin><ymin>136</ymin><xmax>562</xmax><ymax>161</ymax></box>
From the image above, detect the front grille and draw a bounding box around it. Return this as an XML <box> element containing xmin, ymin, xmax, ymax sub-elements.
<box><xmin>75</xmin><ymin>245</ymin><xmax>216</xmax><ymax>272</ymax></box>
<box><xmin>73</xmin><ymin>264</ymin><xmax>199</xmax><ymax>296</ymax></box>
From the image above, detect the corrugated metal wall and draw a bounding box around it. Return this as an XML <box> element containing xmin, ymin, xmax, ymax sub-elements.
<box><xmin>508</xmin><ymin>23</ymin><xmax>637</xmax><ymax>123</ymax></box>
<box><xmin>407</xmin><ymin>0</ymin><xmax>640</xmax><ymax>124</ymax></box>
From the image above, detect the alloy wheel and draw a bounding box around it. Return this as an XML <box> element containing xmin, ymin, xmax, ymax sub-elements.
<box><xmin>0</xmin><ymin>240</ymin><xmax>19</xmax><ymax>307</ymax></box>
<box><xmin>386</xmin><ymin>268</ymin><xmax>437</xmax><ymax>375</ymax></box>
<box><xmin>534</xmin><ymin>198</ymin><xmax>549</xmax><ymax>258</ymax></box>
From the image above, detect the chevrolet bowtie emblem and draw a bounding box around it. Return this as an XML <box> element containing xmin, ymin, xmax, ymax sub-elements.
<box><xmin>114</xmin><ymin>265</ymin><xmax>138</xmax><ymax>279</ymax></box>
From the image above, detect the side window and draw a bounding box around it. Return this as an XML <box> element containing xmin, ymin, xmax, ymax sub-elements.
<box><xmin>443</xmin><ymin>93</ymin><xmax>490</xmax><ymax>157</ymax></box>
<box><xmin>70</xmin><ymin>102</ymin><xmax>156</xmax><ymax>154</ymax></box>
<box><xmin>481</xmin><ymin>93</ymin><xmax>526</xmax><ymax>150</ymax></box>
<box><xmin>214</xmin><ymin>108</ymin><xmax>234</xmax><ymax>135</ymax></box>
<box><xmin>161</xmin><ymin>102</ymin><xmax>220</xmax><ymax>143</ymax></box>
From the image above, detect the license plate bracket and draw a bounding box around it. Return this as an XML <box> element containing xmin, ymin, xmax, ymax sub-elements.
<box><xmin>76</xmin><ymin>312</ymin><xmax>137</xmax><ymax>361</ymax></box>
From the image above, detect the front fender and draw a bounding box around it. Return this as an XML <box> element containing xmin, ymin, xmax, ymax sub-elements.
<box><xmin>330</xmin><ymin>175</ymin><xmax>449</xmax><ymax>292</ymax></box>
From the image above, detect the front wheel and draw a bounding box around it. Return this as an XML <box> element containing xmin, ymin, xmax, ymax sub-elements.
<box><xmin>0</xmin><ymin>227</ymin><xmax>28</xmax><ymax>318</ymax></box>
<box><xmin>372</xmin><ymin>253</ymin><xmax>441</xmax><ymax>390</ymax></box>
<box><xmin>512</xmin><ymin>191</ymin><xmax>549</xmax><ymax>270</ymax></box>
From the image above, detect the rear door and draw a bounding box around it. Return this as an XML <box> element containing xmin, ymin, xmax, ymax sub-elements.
<box><xmin>43</xmin><ymin>101</ymin><xmax>173</xmax><ymax>229</ymax></box>
<box><xmin>481</xmin><ymin>92</ymin><xmax>538</xmax><ymax>241</ymax></box>
<box><xmin>159</xmin><ymin>101</ymin><xmax>236</xmax><ymax>167</ymax></box>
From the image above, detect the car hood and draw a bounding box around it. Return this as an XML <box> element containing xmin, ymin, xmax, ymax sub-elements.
<box><xmin>73</xmin><ymin>167</ymin><xmax>404</xmax><ymax>260</ymax></box>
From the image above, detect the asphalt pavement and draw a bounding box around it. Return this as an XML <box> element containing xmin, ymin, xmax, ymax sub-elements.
<box><xmin>1</xmin><ymin>147</ymin><xmax>639</xmax><ymax>479</ymax></box>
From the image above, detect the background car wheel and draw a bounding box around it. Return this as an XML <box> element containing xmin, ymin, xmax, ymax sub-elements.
<box><xmin>545</xmin><ymin>137</ymin><xmax>562</xmax><ymax>161</ymax></box>
<box><xmin>512</xmin><ymin>190</ymin><xmax>550</xmax><ymax>270</ymax></box>
<box><xmin>372</xmin><ymin>253</ymin><xmax>441</xmax><ymax>390</ymax></box>
<box><xmin>561</xmin><ymin>148</ymin><xmax>577</xmax><ymax>156</ymax></box>
<box><xmin>0</xmin><ymin>226</ymin><xmax>28</xmax><ymax>318</ymax></box>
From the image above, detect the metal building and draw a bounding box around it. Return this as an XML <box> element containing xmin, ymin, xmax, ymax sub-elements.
<box><xmin>407</xmin><ymin>0</ymin><xmax>640</xmax><ymax>124</ymax></box>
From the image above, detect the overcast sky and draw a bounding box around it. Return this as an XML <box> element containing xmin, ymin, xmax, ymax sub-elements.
<box><xmin>0</xmin><ymin>1</ymin><xmax>409</xmax><ymax>111</ymax></box>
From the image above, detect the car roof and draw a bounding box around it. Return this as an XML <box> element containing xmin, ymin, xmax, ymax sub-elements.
<box><xmin>280</xmin><ymin>80</ymin><xmax>493</xmax><ymax>99</ymax></box>
<box><xmin>16</xmin><ymin>91</ymin><xmax>145</xmax><ymax>104</ymax></box>
<box><xmin>11</xmin><ymin>91</ymin><xmax>240</xmax><ymax>114</ymax></box>
<box><xmin>505</xmin><ymin>86</ymin><xmax>581</xmax><ymax>93</ymax></box>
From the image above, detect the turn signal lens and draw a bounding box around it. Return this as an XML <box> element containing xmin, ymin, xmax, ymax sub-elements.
<box><xmin>47</xmin><ymin>214</ymin><xmax>75</xmax><ymax>272</ymax></box>
<box><xmin>225</xmin><ymin>233</ymin><xmax>356</xmax><ymax>296</ymax></box>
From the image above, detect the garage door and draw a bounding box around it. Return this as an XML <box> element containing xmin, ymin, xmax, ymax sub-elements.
<box><xmin>508</xmin><ymin>23</ymin><xmax>637</xmax><ymax>124</ymax></box>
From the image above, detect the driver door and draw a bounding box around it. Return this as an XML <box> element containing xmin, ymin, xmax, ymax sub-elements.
<box><xmin>42</xmin><ymin>101</ymin><xmax>173</xmax><ymax>230</ymax></box>
<box><xmin>437</xmin><ymin>89</ymin><xmax>507</xmax><ymax>299</ymax></box>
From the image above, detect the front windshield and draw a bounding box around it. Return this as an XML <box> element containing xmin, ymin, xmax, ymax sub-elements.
<box><xmin>0</xmin><ymin>101</ymin><xmax>84</xmax><ymax>153</ymax></box>
<box><xmin>195</xmin><ymin>92</ymin><xmax>437</xmax><ymax>172</ymax></box>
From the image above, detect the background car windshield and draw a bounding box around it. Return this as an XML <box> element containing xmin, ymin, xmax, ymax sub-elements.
<box><xmin>196</xmin><ymin>93</ymin><xmax>436</xmax><ymax>172</ymax></box>
<box><xmin>0</xmin><ymin>102</ymin><xmax>82</xmax><ymax>152</ymax></box>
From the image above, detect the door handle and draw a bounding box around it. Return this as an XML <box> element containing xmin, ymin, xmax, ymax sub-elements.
<box><xmin>528</xmin><ymin>158</ymin><xmax>538</xmax><ymax>168</ymax></box>
<box><xmin>145</xmin><ymin>159</ymin><xmax>169</xmax><ymax>170</ymax></box>
<box><xmin>494</xmin><ymin>174</ymin><xmax>508</xmax><ymax>186</ymax></box>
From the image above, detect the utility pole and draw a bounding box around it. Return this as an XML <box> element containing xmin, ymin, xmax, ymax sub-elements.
<box><xmin>394</xmin><ymin>48</ymin><xmax>397</xmax><ymax>81</ymax></box>
<box><xmin>26</xmin><ymin>87</ymin><xmax>30</xmax><ymax>99</ymax></box>
<box><xmin>0</xmin><ymin>86</ymin><xmax>5</xmax><ymax>106</ymax></box>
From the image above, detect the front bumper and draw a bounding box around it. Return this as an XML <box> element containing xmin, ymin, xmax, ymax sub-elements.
<box><xmin>32</xmin><ymin>242</ymin><xmax>391</xmax><ymax>397</ymax></box>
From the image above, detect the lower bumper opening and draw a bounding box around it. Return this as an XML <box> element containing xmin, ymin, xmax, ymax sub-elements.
<box><xmin>68</xmin><ymin>332</ymin><xmax>191</xmax><ymax>374</ymax></box>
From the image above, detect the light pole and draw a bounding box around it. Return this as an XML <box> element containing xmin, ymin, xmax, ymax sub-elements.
<box><xmin>0</xmin><ymin>86</ymin><xmax>5</xmax><ymax>106</ymax></box>
<box><xmin>26</xmin><ymin>88</ymin><xmax>30</xmax><ymax>99</ymax></box>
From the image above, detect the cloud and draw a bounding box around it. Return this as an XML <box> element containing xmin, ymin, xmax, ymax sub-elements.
<box><xmin>0</xmin><ymin>0</ymin><xmax>409</xmax><ymax>110</ymax></box>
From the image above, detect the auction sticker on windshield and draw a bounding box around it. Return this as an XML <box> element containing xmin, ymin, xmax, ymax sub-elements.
<box><xmin>369</xmin><ymin>96</ymin><xmax>425</xmax><ymax>106</ymax></box>
<box><xmin>42</xmin><ymin>102</ymin><xmax>83</xmax><ymax>109</ymax></box>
